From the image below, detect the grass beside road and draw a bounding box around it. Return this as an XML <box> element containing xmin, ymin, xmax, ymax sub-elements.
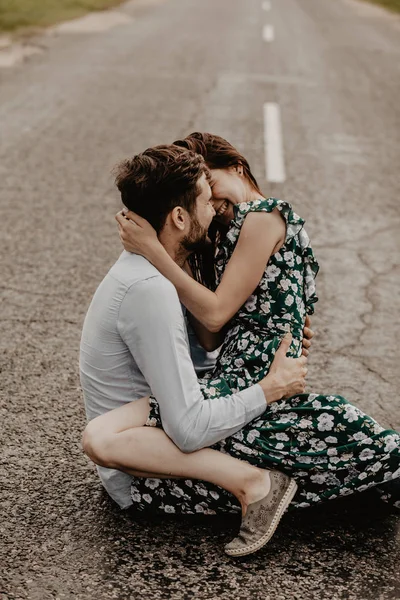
<box><xmin>0</xmin><ymin>0</ymin><xmax>398</xmax><ymax>35</ymax></box>
<box><xmin>364</xmin><ymin>0</ymin><xmax>400</xmax><ymax>11</ymax></box>
<box><xmin>0</xmin><ymin>0</ymin><xmax>126</xmax><ymax>33</ymax></box>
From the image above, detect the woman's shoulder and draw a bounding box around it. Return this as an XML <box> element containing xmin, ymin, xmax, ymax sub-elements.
<box><xmin>223</xmin><ymin>197</ymin><xmax>312</xmax><ymax>255</ymax></box>
<box><xmin>229</xmin><ymin>197</ymin><xmax>299</xmax><ymax>237</ymax></box>
<box><xmin>228</xmin><ymin>198</ymin><xmax>278</xmax><ymax>237</ymax></box>
<box><xmin>219</xmin><ymin>199</ymin><xmax>284</xmax><ymax>256</ymax></box>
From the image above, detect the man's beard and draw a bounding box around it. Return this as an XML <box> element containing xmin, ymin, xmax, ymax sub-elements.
<box><xmin>180</xmin><ymin>215</ymin><xmax>210</xmax><ymax>255</ymax></box>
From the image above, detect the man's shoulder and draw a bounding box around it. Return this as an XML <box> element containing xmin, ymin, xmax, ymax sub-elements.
<box><xmin>116</xmin><ymin>254</ymin><xmax>184</xmax><ymax>328</ymax></box>
<box><xmin>108</xmin><ymin>250</ymin><xmax>173</xmax><ymax>288</ymax></box>
<box><xmin>109</xmin><ymin>252</ymin><xmax>175</xmax><ymax>295</ymax></box>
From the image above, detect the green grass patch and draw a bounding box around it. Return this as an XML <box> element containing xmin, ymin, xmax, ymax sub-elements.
<box><xmin>363</xmin><ymin>0</ymin><xmax>400</xmax><ymax>12</ymax></box>
<box><xmin>0</xmin><ymin>0</ymin><xmax>126</xmax><ymax>33</ymax></box>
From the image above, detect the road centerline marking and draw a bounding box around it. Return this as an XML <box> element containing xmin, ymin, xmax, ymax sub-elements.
<box><xmin>262</xmin><ymin>24</ymin><xmax>274</xmax><ymax>42</ymax></box>
<box><xmin>263</xmin><ymin>103</ymin><xmax>286</xmax><ymax>183</ymax></box>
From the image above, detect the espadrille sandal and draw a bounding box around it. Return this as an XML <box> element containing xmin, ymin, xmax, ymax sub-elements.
<box><xmin>225</xmin><ymin>471</ymin><xmax>298</xmax><ymax>557</ymax></box>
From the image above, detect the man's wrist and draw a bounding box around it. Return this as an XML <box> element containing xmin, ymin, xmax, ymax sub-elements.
<box><xmin>259</xmin><ymin>373</ymin><xmax>284</xmax><ymax>405</ymax></box>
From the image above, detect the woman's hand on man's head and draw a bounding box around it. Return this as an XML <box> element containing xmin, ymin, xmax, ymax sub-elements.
<box><xmin>301</xmin><ymin>315</ymin><xmax>314</xmax><ymax>357</ymax></box>
<box><xmin>115</xmin><ymin>210</ymin><xmax>159</xmax><ymax>257</ymax></box>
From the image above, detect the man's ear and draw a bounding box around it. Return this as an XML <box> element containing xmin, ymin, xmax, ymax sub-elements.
<box><xmin>169</xmin><ymin>206</ymin><xmax>187</xmax><ymax>231</ymax></box>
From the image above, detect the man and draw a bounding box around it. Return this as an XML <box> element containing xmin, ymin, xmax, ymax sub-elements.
<box><xmin>80</xmin><ymin>145</ymin><xmax>309</xmax><ymax>553</ymax></box>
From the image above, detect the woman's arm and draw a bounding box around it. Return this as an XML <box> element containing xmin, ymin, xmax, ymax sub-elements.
<box><xmin>188</xmin><ymin>312</ymin><xmax>225</xmax><ymax>352</ymax></box>
<box><xmin>117</xmin><ymin>209</ymin><xmax>285</xmax><ymax>332</ymax></box>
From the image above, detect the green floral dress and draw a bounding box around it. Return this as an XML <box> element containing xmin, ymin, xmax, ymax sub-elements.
<box><xmin>131</xmin><ymin>199</ymin><xmax>400</xmax><ymax>515</ymax></box>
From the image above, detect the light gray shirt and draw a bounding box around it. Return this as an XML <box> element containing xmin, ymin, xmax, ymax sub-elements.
<box><xmin>80</xmin><ymin>251</ymin><xmax>266</xmax><ymax>508</ymax></box>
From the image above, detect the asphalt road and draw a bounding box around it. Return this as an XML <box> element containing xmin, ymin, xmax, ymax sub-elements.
<box><xmin>1</xmin><ymin>0</ymin><xmax>400</xmax><ymax>598</ymax></box>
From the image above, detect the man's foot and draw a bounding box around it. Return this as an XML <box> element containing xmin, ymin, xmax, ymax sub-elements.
<box><xmin>225</xmin><ymin>471</ymin><xmax>297</xmax><ymax>557</ymax></box>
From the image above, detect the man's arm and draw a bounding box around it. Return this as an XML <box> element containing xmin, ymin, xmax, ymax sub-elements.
<box><xmin>117</xmin><ymin>276</ymin><xmax>269</xmax><ymax>452</ymax></box>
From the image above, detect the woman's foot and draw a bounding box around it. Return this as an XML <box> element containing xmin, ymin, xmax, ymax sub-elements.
<box><xmin>240</xmin><ymin>468</ymin><xmax>272</xmax><ymax>516</ymax></box>
<box><xmin>225</xmin><ymin>471</ymin><xmax>298</xmax><ymax>557</ymax></box>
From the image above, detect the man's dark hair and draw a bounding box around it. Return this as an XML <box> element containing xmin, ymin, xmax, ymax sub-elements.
<box><xmin>114</xmin><ymin>145</ymin><xmax>207</xmax><ymax>234</ymax></box>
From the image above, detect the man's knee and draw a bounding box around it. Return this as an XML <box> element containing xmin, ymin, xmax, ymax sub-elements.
<box><xmin>82</xmin><ymin>420</ymin><xmax>114</xmax><ymax>468</ymax></box>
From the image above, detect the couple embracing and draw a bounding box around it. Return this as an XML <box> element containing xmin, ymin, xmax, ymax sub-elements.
<box><xmin>80</xmin><ymin>132</ymin><xmax>400</xmax><ymax>557</ymax></box>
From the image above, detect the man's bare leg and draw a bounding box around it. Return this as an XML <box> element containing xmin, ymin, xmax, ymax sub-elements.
<box><xmin>83</xmin><ymin>398</ymin><xmax>271</xmax><ymax>515</ymax></box>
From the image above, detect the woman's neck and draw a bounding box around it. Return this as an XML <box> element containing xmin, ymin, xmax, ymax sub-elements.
<box><xmin>244</xmin><ymin>184</ymin><xmax>265</xmax><ymax>203</ymax></box>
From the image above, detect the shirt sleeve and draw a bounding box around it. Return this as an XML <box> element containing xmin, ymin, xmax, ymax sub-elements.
<box><xmin>117</xmin><ymin>275</ymin><xmax>266</xmax><ymax>452</ymax></box>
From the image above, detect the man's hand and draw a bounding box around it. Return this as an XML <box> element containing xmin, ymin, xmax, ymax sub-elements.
<box><xmin>115</xmin><ymin>210</ymin><xmax>160</xmax><ymax>258</ymax></box>
<box><xmin>302</xmin><ymin>315</ymin><xmax>314</xmax><ymax>357</ymax></box>
<box><xmin>258</xmin><ymin>333</ymin><xmax>308</xmax><ymax>404</ymax></box>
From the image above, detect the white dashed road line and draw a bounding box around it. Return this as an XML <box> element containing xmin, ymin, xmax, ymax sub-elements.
<box><xmin>263</xmin><ymin>103</ymin><xmax>286</xmax><ymax>183</ymax></box>
<box><xmin>262</xmin><ymin>24</ymin><xmax>274</xmax><ymax>42</ymax></box>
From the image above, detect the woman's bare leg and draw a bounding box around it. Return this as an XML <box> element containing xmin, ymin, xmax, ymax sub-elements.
<box><xmin>82</xmin><ymin>398</ymin><xmax>270</xmax><ymax>515</ymax></box>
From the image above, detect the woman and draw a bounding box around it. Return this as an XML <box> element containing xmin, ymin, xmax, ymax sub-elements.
<box><xmin>114</xmin><ymin>133</ymin><xmax>400</xmax><ymax>527</ymax></box>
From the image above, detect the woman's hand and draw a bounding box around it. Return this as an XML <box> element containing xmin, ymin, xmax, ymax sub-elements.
<box><xmin>115</xmin><ymin>210</ymin><xmax>160</xmax><ymax>259</ymax></box>
<box><xmin>301</xmin><ymin>315</ymin><xmax>314</xmax><ymax>357</ymax></box>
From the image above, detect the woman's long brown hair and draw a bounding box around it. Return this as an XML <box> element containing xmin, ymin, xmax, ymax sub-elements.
<box><xmin>174</xmin><ymin>132</ymin><xmax>262</xmax><ymax>290</ymax></box>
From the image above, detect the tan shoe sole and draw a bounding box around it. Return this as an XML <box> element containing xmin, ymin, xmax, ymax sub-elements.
<box><xmin>225</xmin><ymin>478</ymin><xmax>298</xmax><ymax>557</ymax></box>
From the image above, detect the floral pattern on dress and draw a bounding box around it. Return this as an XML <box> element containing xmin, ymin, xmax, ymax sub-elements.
<box><xmin>132</xmin><ymin>199</ymin><xmax>400</xmax><ymax>514</ymax></box>
<box><xmin>199</xmin><ymin>199</ymin><xmax>319</xmax><ymax>396</ymax></box>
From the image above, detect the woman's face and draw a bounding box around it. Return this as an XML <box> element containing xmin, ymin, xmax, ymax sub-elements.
<box><xmin>209</xmin><ymin>166</ymin><xmax>246</xmax><ymax>226</ymax></box>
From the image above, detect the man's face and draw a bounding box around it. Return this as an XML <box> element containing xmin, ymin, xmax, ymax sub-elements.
<box><xmin>181</xmin><ymin>172</ymin><xmax>215</xmax><ymax>253</ymax></box>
